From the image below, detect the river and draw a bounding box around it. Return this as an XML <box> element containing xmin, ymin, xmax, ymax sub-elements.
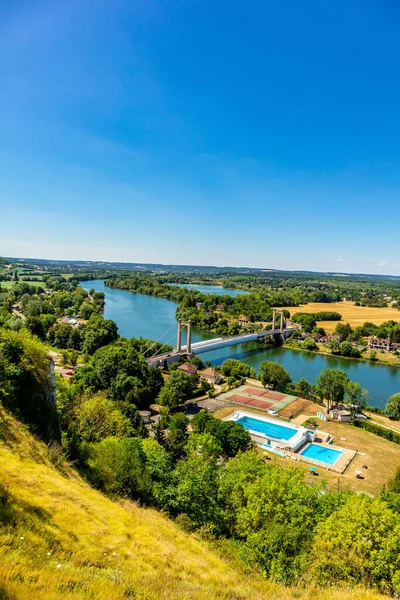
<box><xmin>81</xmin><ymin>280</ymin><xmax>400</xmax><ymax>409</ymax></box>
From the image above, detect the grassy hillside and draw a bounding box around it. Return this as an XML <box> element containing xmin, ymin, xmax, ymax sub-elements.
<box><xmin>0</xmin><ymin>405</ymin><xmax>387</xmax><ymax>600</ymax></box>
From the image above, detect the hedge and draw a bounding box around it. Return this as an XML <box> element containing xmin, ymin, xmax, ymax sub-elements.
<box><xmin>353</xmin><ymin>419</ymin><xmax>400</xmax><ymax>445</ymax></box>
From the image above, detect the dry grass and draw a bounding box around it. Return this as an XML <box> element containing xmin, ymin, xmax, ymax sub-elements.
<box><xmin>277</xmin><ymin>301</ymin><xmax>400</xmax><ymax>333</ymax></box>
<box><xmin>0</xmin><ymin>406</ymin><xmax>391</xmax><ymax>600</ymax></box>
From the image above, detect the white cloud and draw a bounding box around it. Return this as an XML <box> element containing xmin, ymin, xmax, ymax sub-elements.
<box><xmin>338</xmin><ymin>256</ymin><xmax>344</xmax><ymax>261</ymax></box>
<box><xmin>378</xmin><ymin>260</ymin><xmax>388</xmax><ymax>266</ymax></box>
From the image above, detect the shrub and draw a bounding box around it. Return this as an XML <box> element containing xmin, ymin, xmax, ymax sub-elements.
<box><xmin>353</xmin><ymin>419</ymin><xmax>400</xmax><ymax>445</ymax></box>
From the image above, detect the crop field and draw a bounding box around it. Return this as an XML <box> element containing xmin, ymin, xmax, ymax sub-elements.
<box><xmin>278</xmin><ymin>301</ymin><xmax>400</xmax><ymax>333</ymax></box>
<box><xmin>0</xmin><ymin>279</ymin><xmax>44</xmax><ymax>289</ymax></box>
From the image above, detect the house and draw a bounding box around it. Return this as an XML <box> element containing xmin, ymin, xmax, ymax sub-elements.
<box><xmin>200</xmin><ymin>367</ymin><xmax>223</xmax><ymax>385</ymax></box>
<box><xmin>196</xmin><ymin>301</ymin><xmax>204</xmax><ymax>309</ymax></box>
<box><xmin>368</xmin><ymin>337</ymin><xmax>391</xmax><ymax>351</ymax></box>
<box><xmin>216</xmin><ymin>304</ymin><xmax>223</xmax><ymax>312</ymax></box>
<box><xmin>328</xmin><ymin>405</ymin><xmax>353</xmax><ymax>423</ymax></box>
<box><xmin>239</xmin><ymin>315</ymin><xmax>249</xmax><ymax>325</ymax></box>
<box><xmin>177</xmin><ymin>362</ymin><xmax>198</xmax><ymax>376</ymax></box>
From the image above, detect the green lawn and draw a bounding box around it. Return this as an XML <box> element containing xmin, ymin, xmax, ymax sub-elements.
<box><xmin>0</xmin><ymin>280</ymin><xmax>44</xmax><ymax>289</ymax></box>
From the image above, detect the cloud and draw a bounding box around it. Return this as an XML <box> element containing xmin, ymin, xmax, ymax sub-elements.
<box><xmin>338</xmin><ymin>256</ymin><xmax>344</xmax><ymax>261</ymax></box>
<box><xmin>378</xmin><ymin>260</ymin><xmax>388</xmax><ymax>266</ymax></box>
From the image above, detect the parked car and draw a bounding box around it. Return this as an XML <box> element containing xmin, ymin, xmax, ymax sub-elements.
<box><xmin>183</xmin><ymin>402</ymin><xmax>201</xmax><ymax>415</ymax></box>
<box><xmin>65</xmin><ymin>371</ymin><xmax>73</xmax><ymax>376</ymax></box>
<box><xmin>267</xmin><ymin>409</ymin><xmax>278</xmax><ymax>416</ymax></box>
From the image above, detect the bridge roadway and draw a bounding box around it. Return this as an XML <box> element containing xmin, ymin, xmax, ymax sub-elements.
<box><xmin>147</xmin><ymin>327</ymin><xmax>296</xmax><ymax>367</ymax></box>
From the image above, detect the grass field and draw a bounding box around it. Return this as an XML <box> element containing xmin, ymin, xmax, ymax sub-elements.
<box><xmin>214</xmin><ymin>402</ymin><xmax>400</xmax><ymax>496</ymax></box>
<box><xmin>278</xmin><ymin>301</ymin><xmax>400</xmax><ymax>333</ymax></box>
<box><xmin>1</xmin><ymin>405</ymin><xmax>386</xmax><ymax>600</ymax></box>
<box><xmin>0</xmin><ymin>280</ymin><xmax>44</xmax><ymax>289</ymax></box>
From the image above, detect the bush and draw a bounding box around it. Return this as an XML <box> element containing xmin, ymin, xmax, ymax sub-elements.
<box><xmin>353</xmin><ymin>419</ymin><xmax>400</xmax><ymax>444</ymax></box>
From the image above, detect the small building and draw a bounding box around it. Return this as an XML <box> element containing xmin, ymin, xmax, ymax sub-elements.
<box><xmin>368</xmin><ymin>337</ymin><xmax>391</xmax><ymax>351</ymax></box>
<box><xmin>239</xmin><ymin>315</ymin><xmax>249</xmax><ymax>325</ymax></box>
<box><xmin>216</xmin><ymin>304</ymin><xmax>223</xmax><ymax>312</ymax></box>
<box><xmin>328</xmin><ymin>405</ymin><xmax>353</xmax><ymax>423</ymax></box>
<box><xmin>177</xmin><ymin>362</ymin><xmax>198</xmax><ymax>376</ymax></box>
<box><xmin>196</xmin><ymin>301</ymin><xmax>204</xmax><ymax>309</ymax></box>
<box><xmin>200</xmin><ymin>367</ymin><xmax>223</xmax><ymax>385</ymax></box>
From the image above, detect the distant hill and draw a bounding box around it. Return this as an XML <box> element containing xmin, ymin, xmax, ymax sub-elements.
<box><xmin>5</xmin><ymin>255</ymin><xmax>400</xmax><ymax>280</ymax></box>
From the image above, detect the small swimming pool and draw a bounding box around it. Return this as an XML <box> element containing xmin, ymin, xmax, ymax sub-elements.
<box><xmin>236</xmin><ymin>415</ymin><xmax>297</xmax><ymax>441</ymax></box>
<box><xmin>300</xmin><ymin>443</ymin><xmax>343</xmax><ymax>465</ymax></box>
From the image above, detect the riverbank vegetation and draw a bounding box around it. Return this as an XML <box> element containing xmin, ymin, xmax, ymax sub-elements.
<box><xmin>2</xmin><ymin>314</ymin><xmax>400</xmax><ymax>595</ymax></box>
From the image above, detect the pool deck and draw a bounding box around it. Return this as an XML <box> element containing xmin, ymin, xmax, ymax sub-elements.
<box><xmin>274</xmin><ymin>440</ymin><xmax>356</xmax><ymax>474</ymax></box>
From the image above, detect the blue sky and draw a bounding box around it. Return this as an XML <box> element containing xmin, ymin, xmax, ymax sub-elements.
<box><xmin>1</xmin><ymin>0</ymin><xmax>400</xmax><ymax>273</ymax></box>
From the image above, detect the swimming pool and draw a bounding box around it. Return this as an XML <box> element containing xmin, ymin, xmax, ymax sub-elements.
<box><xmin>236</xmin><ymin>415</ymin><xmax>297</xmax><ymax>441</ymax></box>
<box><xmin>300</xmin><ymin>443</ymin><xmax>343</xmax><ymax>465</ymax></box>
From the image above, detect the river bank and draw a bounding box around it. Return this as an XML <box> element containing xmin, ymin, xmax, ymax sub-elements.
<box><xmin>80</xmin><ymin>280</ymin><xmax>400</xmax><ymax>409</ymax></box>
<box><xmin>284</xmin><ymin>341</ymin><xmax>400</xmax><ymax>369</ymax></box>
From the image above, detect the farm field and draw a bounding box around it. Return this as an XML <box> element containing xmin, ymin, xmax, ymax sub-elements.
<box><xmin>278</xmin><ymin>301</ymin><xmax>400</xmax><ymax>333</ymax></box>
<box><xmin>0</xmin><ymin>279</ymin><xmax>44</xmax><ymax>289</ymax></box>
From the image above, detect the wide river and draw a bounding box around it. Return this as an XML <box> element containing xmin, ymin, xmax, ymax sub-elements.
<box><xmin>81</xmin><ymin>280</ymin><xmax>400</xmax><ymax>410</ymax></box>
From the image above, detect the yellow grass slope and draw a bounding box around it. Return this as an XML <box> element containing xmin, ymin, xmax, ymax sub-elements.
<box><xmin>0</xmin><ymin>406</ymin><xmax>387</xmax><ymax>600</ymax></box>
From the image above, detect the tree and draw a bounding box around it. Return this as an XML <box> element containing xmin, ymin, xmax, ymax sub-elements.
<box><xmin>328</xmin><ymin>338</ymin><xmax>340</xmax><ymax>354</ymax></box>
<box><xmin>236</xmin><ymin>466</ymin><xmax>319</xmax><ymax>584</ymax></box>
<box><xmin>80</xmin><ymin>301</ymin><xmax>95</xmax><ymax>320</ymax></box>
<box><xmin>71</xmin><ymin>393</ymin><xmax>134</xmax><ymax>443</ymax></box>
<box><xmin>344</xmin><ymin>382</ymin><xmax>369</xmax><ymax>412</ymax></box>
<box><xmin>88</xmin><ymin>437</ymin><xmax>152</xmax><ymax>502</ymax></box>
<box><xmin>186</xmin><ymin>432</ymin><xmax>222</xmax><ymax>460</ymax></box>
<box><xmin>296</xmin><ymin>378</ymin><xmax>312</xmax><ymax>398</ymax></box>
<box><xmin>310</xmin><ymin>495</ymin><xmax>400</xmax><ymax>593</ymax></box>
<box><xmin>339</xmin><ymin>341</ymin><xmax>353</xmax><ymax>357</ymax></box>
<box><xmin>386</xmin><ymin>393</ymin><xmax>400</xmax><ymax>420</ymax></box>
<box><xmin>315</xmin><ymin>368</ymin><xmax>349</xmax><ymax>411</ymax></box>
<box><xmin>220</xmin><ymin>359</ymin><xmax>256</xmax><ymax>380</ymax></box>
<box><xmin>259</xmin><ymin>362</ymin><xmax>291</xmax><ymax>390</ymax></box>
<box><xmin>157</xmin><ymin>370</ymin><xmax>194</xmax><ymax>408</ymax></box>
<box><xmin>334</xmin><ymin>322</ymin><xmax>353</xmax><ymax>342</ymax></box>
<box><xmin>303</xmin><ymin>337</ymin><xmax>317</xmax><ymax>351</ymax></box>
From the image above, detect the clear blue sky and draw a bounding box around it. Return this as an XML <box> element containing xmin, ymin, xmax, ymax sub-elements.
<box><xmin>1</xmin><ymin>0</ymin><xmax>400</xmax><ymax>273</ymax></box>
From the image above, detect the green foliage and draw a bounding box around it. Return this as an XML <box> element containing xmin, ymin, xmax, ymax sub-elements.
<box><xmin>303</xmin><ymin>337</ymin><xmax>317</xmax><ymax>350</ymax></box>
<box><xmin>70</xmin><ymin>394</ymin><xmax>135</xmax><ymax>443</ymax></box>
<box><xmin>191</xmin><ymin>411</ymin><xmax>252</xmax><ymax>457</ymax></box>
<box><xmin>344</xmin><ymin>382</ymin><xmax>369</xmax><ymax>410</ymax></box>
<box><xmin>310</xmin><ymin>495</ymin><xmax>400</xmax><ymax>594</ymax></box>
<box><xmin>334</xmin><ymin>322</ymin><xmax>353</xmax><ymax>342</ymax></box>
<box><xmin>157</xmin><ymin>370</ymin><xmax>194</xmax><ymax>408</ymax></box>
<box><xmin>315</xmin><ymin>368</ymin><xmax>349</xmax><ymax>410</ymax></box>
<box><xmin>259</xmin><ymin>362</ymin><xmax>291</xmax><ymax>390</ymax></box>
<box><xmin>0</xmin><ymin>329</ymin><xmax>60</xmax><ymax>442</ymax></box>
<box><xmin>386</xmin><ymin>393</ymin><xmax>400</xmax><ymax>420</ymax></box>
<box><xmin>353</xmin><ymin>419</ymin><xmax>400</xmax><ymax>444</ymax></box>
<box><xmin>220</xmin><ymin>359</ymin><xmax>256</xmax><ymax>380</ymax></box>
<box><xmin>87</xmin><ymin>437</ymin><xmax>152</xmax><ymax>501</ymax></box>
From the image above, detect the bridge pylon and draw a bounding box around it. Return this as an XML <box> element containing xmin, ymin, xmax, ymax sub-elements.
<box><xmin>272</xmin><ymin>309</ymin><xmax>285</xmax><ymax>333</ymax></box>
<box><xmin>176</xmin><ymin>320</ymin><xmax>192</xmax><ymax>353</ymax></box>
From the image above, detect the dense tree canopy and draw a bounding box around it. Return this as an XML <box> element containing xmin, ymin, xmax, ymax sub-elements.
<box><xmin>259</xmin><ymin>362</ymin><xmax>291</xmax><ymax>390</ymax></box>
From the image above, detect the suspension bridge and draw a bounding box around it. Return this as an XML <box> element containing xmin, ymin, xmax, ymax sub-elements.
<box><xmin>144</xmin><ymin>309</ymin><xmax>296</xmax><ymax>367</ymax></box>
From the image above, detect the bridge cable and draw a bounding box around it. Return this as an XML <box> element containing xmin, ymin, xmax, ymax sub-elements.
<box><xmin>141</xmin><ymin>323</ymin><xmax>177</xmax><ymax>358</ymax></box>
<box><xmin>147</xmin><ymin>330</ymin><xmax>179</xmax><ymax>360</ymax></box>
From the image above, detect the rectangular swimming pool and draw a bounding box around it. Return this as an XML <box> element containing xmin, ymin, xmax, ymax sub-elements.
<box><xmin>236</xmin><ymin>415</ymin><xmax>297</xmax><ymax>441</ymax></box>
<box><xmin>300</xmin><ymin>443</ymin><xmax>343</xmax><ymax>465</ymax></box>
